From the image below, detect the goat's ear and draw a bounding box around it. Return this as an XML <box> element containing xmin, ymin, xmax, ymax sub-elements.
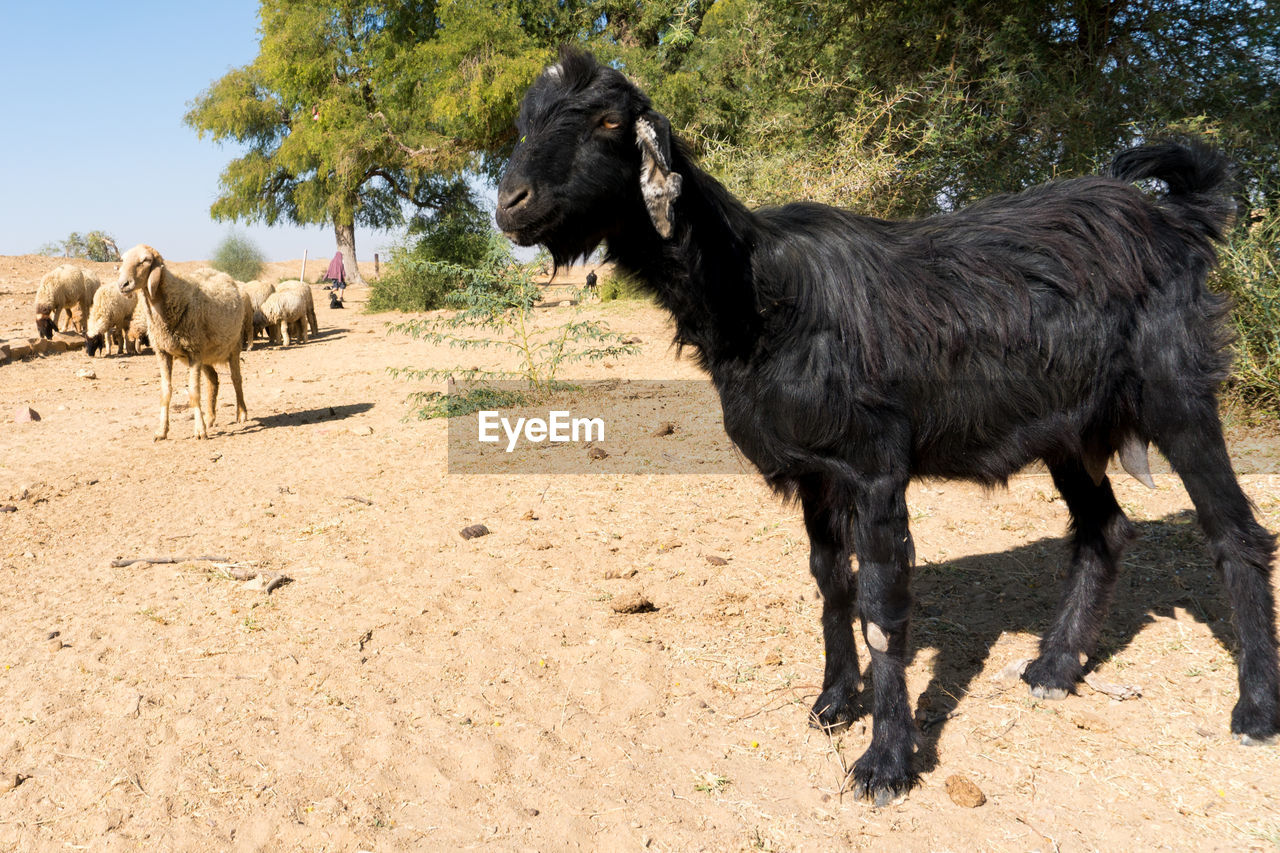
<box><xmin>145</xmin><ymin>262</ymin><xmax>164</xmax><ymax>298</ymax></box>
<box><xmin>635</xmin><ymin>111</ymin><xmax>682</xmax><ymax>239</ymax></box>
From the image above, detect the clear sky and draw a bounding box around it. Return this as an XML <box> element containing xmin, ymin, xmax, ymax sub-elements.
<box><xmin>0</xmin><ymin>1</ymin><xmax>404</xmax><ymax>262</ymax></box>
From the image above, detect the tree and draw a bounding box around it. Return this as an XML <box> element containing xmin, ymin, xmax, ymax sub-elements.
<box><xmin>648</xmin><ymin>0</ymin><xmax>1280</xmax><ymax>215</ymax></box>
<box><xmin>39</xmin><ymin>230</ymin><xmax>120</xmax><ymax>262</ymax></box>
<box><xmin>185</xmin><ymin>0</ymin><xmax>546</xmax><ymax>284</ymax></box>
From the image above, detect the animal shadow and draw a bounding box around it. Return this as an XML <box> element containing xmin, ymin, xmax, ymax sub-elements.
<box><xmin>896</xmin><ymin>510</ymin><xmax>1240</xmax><ymax>774</ymax></box>
<box><xmin>240</xmin><ymin>402</ymin><xmax>374</xmax><ymax>433</ymax></box>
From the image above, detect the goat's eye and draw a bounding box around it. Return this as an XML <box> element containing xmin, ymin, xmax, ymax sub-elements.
<box><xmin>600</xmin><ymin>116</ymin><xmax>622</xmax><ymax>131</ymax></box>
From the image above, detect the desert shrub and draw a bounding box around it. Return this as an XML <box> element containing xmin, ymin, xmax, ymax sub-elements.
<box><xmin>39</xmin><ymin>230</ymin><xmax>120</xmax><ymax>262</ymax></box>
<box><xmin>388</xmin><ymin>244</ymin><xmax>638</xmax><ymax>418</ymax></box>
<box><xmin>1214</xmin><ymin>209</ymin><xmax>1280</xmax><ymax>413</ymax></box>
<box><xmin>368</xmin><ymin>197</ymin><xmax>495</xmax><ymax>312</ymax></box>
<box><xmin>211</xmin><ymin>232</ymin><xmax>265</xmax><ymax>281</ymax></box>
<box><xmin>597</xmin><ymin>270</ymin><xmax>648</xmax><ymax>302</ymax></box>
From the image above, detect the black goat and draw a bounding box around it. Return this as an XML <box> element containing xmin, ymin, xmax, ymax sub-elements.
<box><xmin>496</xmin><ymin>49</ymin><xmax>1279</xmax><ymax>803</ymax></box>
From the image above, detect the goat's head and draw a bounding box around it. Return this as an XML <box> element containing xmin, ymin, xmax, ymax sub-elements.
<box><xmin>118</xmin><ymin>244</ymin><xmax>165</xmax><ymax>300</ymax></box>
<box><xmin>497</xmin><ymin>49</ymin><xmax>682</xmax><ymax>263</ymax></box>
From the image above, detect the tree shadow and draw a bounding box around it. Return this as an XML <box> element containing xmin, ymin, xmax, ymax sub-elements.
<box><xmin>238</xmin><ymin>402</ymin><xmax>374</xmax><ymax>433</ymax></box>
<box><xmin>878</xmin><ymin>510</ymin><xmax>1240</xmax><ymax>776</ymax></box>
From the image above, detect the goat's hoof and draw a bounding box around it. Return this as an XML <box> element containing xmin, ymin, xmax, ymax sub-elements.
<box><xmin>1021</xmin><ymin>657</ymin><xmax>1078</xmax><ymax>701</ymax></box>
<box><xmin>809</xmin><ymin>685</ymin><xmax>859</xmax><ymax>732</ymax></box>
<box><xmin>1231</xmin><ymin>701</ymin><xmax>1279</xmax><ymax>745</ymax></box>
<box><xmin>850</xmin><ymin>749</ymin><xmax>918</xmax><ymax>807</ymax></box>
<box><xmin>1235</xmin><ymin>732</ymin><xmax>1276</xmax><ymax>747</ymax></box>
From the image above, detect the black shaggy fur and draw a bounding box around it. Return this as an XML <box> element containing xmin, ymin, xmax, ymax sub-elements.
<box><xmin>497</xmin><ymin>49</ymin><xmax>1279</xmax><ymax>802</ymax></box>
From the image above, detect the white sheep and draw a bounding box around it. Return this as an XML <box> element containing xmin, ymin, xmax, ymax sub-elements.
<box><xmin>260</xmin><ymin>287</ymin><xmax>310</xmax><ymax>346</ymax></box>
<box><xmin>34</xmin><ymin>264</ymin><xmax>95</xmax><ymax>337</ymax></box>
<box><xmin>125</xmin><ymin>296</ymin><xmax>150</xmax><ymax>353</ymax></box>
<box><xmin>233</xmin><ymin>282</ymin><xmax>256</xmax><ymax>352</ymax></box>
<box><xmin>274</xmin><ymin>280</ymin><xmax>317</xmax><ymax>336</ymax></box>
<box><xmin>239</xmin><ymin>279</ymin><xmax>276</xmax><ymax>342</ymax></box>
<box><xmin>85</xmin><ymin>280</ymin><xmax>139</xmax><ymax>357</ymax></box>
<box><xmin>117</xmin><ymin>245</ymin><xmax>248</xmax><ymax>440</ymax></box>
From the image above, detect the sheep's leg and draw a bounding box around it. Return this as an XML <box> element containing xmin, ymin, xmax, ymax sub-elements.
<box><xmin>849</xmin><ymin>473</ymin><xmax>919</xmax><ymax>804</ymax></box>
<box><xmin>228</xmin><ymin>349</ymin><xmax>248</xmax><ymax>423</ymax></box>
<box><xmin>188</xmin><ymin>360</ymin><xmax>208</xmax><ymax>439</ymax></box>
<box><xmin>155</xmin><ymin>352</ymin><xmax>173</xmax><ymax>441</ymax></box>
<box><xmin>202</xmin><ymin>365</ymin><xmax>219</xmax><ymax>429</ymax></box>
<box><xmin>281</xmin><ymin>320</ymin><xmax>291</xmax><ymax>346</ymax></box>
<box><xmin>1023</xmin><ymin>459</ymin><xmax>1134</xmax><ymax>699</ymax></box>
<box><xmin>799</xmin><ymin>479</ymin><xmax>860</xmax><ymax>729</ymax></box>
<box><xmin>1152</xmin><ymin>405</ymin><xmax>1279</xmax><ymax>742</ymax></box>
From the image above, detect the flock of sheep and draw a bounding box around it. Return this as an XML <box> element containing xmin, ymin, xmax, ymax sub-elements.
<box><xmin>32</xmin><ymin>244</ymin><xmax>319</xmax><ymax>439</ymax></box>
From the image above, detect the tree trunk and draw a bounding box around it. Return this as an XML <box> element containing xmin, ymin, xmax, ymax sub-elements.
<box><xmin>333</xmin><ymin>220</ymin><xmax>367</xmax><ymax>287</ymax></box>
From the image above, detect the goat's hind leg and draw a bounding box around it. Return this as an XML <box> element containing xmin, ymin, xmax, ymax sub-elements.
<box><xmin>1154</xmin><ymin>407</ymin><xmax>1279</xmax><ymax>742</ymax></box>
<box><xmin>799</xmin><ymin>477</ymin><xmax>861</xmax><ymax>730</ymax></box>
<box><xmin>1023</xmin><ymin>458</ymin><xmax>1134</xmax><ymax>699</ymax></box>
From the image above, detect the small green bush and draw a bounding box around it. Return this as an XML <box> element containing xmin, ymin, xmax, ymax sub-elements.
<box><xmin>211</xmin><ymin>232</ymin><xmax>265</xmax><ymax>281</ymax></box>
<box><xmin>368</xmin><ymin>196</ymin><xmax>495</xmax><ymax>312</ymax></box>
<box><xmin>388</xmin><ymin>247</ymin><xmax>639</xmax><ymax>418</ymax></box>
<box><xmin>597</xmin><ymin>270</ymin><xmax>649</xmax><ymax>302</ymax></box>
<box><xmin>1214</xmin><ymin>209</ymin><xmax>1280</xmax><ymax>413</ymax></box>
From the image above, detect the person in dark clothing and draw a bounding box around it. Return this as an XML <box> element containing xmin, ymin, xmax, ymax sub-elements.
<box><xmin>322</xmin><ymin>251</ymin><xmax>347</xmax><ymax>303</ymax></box>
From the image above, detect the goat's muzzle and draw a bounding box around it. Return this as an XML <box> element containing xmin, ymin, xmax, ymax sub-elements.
<box><xmin>496</xmin><ymin>180</ymin><xmax>539</xmax><ymax>243</ymax></box>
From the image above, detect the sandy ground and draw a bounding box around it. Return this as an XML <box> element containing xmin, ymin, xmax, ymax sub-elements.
<box><xmin>1</xmin><ymin>254</ymin><xmax>1278</xmax><ymax>851</ymax></box>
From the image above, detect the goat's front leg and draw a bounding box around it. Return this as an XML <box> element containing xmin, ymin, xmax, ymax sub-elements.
<box><xmin>799</xmin><ymin>480</ymin><xmax>860</xmax><ymax>729</ymax></box>
<box><xmin>155</xmin><ymin>351</ymin><xmax>173</xmax><ymax>441</ymax></box>
<box><xmin>188</xmin><ymin>360</ymin><xmax>208</xmax><ymax>439</ymax></box>
<box><xmin>850</xmin><ymin>473</ymin><xmax>919</xmax><ymax>805</ymax></box>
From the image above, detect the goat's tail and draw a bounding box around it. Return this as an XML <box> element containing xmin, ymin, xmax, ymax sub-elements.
<box><xmin>1109</xmin><ymin>140</ymin><xmax>1235</xmax><ymax>242</ymax></box>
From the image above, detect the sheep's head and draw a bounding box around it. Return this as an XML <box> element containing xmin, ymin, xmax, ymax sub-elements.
<box><xmin>118</xmin><ymin>244</ymin><xmax>165</xmax><ymax>300</ymax></box>
<box><xmin>35</xmin><ymin>312</ymin><xmax>55</xmax><ymax>339</ymax></box>
<box><xmin>496</xmin><ymin>49</ymin><xmax>682</xmax><ymax>264</ymax></box>
<box><xmin>85</xmin><ymin>334</ymin><xmax>105</xmax><ymax>357</ymax></box>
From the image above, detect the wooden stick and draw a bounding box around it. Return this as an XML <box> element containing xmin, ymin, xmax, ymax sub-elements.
<box><xmin>110</xmin><ymin>555</ymin><xmax>232</xmax><ymax>568</ymax></box>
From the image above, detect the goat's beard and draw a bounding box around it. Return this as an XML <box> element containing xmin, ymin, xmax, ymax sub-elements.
<box><xmin>506</xmin><ymin>221</ymin><xmax>606</xmax><ymax>269</ymax></box>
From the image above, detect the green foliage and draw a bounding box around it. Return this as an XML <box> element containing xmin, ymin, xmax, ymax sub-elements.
<box><xmin>211</xmin><ymin>232</ymin><xmax>266</xmax><ymax>282</ymax></box>
<box><xmin>587</xmin><ymin>0</ymin><xmax>1280</xmax><ymax>216</ymax></box>
<box><xmin>39</xmin><ymin>230</ymin><xmax>120</xmax><ymax>262</ymax></box>
<box><xmin>597</xmin><ymin>270</ymin><xmax>648</xmax><ymax>302</ymax></box>
<box><xmin>388</xmin><ymin>246</ymin><xmax>638</xmax><ymax>418</ymax></box>
<box><xmin>1214</xmin><ymin>211</ymin><xmax>1280</xmax><ymax>413</ymax></box>
<box><xmin>367</xmin><ymin>188</ymin><xmax>497</xmax><ymax>311</ymax></box>
<box><xmin>185</xmin><ymin>1</ymin><xmax>548</xmax><ymax>233</ymax></box>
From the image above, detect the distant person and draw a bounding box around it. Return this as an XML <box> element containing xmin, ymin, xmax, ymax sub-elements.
<box><xmin>585</xmin><ymin>269</ymin><xmax>598</xmax><ymax>290</ymax></box>
<box><xmin>322</xmin><ymin>250</ymin><xmax>347</xmax><ymax>303</ymax></box>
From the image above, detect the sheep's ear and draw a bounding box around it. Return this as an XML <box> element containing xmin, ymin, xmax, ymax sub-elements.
<box><xmin>145</xmin><ymin>262</ymin><xmax>164</xmax><ymax>298</ymax></box>
<box><xmin>635</xmin><ymin>111</ymin><xmax>682</xmax><ymax>239</ymax></box>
